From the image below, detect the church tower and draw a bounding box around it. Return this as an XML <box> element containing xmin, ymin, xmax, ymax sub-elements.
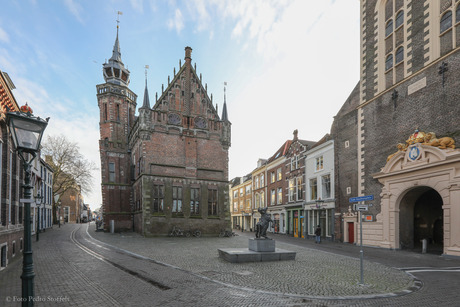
<box><xmin>96</xmin><ymin>20</ymin><xmax>137</xmax><ymax>232</ymax></box>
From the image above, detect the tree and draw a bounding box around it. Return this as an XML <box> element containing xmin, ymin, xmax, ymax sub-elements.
<box><xmin>41</xmin><ymin>135</ymin><xmax>97</xmax><ymax>219</ymax></box>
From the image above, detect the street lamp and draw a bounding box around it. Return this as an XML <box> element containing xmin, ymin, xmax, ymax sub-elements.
<box><xmin>34</xmin><ymin>193</ymin><xmax>43</xmax><ymax>242</ymax></box>
<box><xmin>7</xmin><ymin>104</ymin><xmax>49</xmax><ymax>307</ymax></box>
<box><xmin>315</xmin><ymin>197</ymin><xmax>324</xmax><ymax>209</ymax></box>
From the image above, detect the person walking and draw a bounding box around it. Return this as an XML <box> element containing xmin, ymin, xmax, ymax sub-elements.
<box><xmin>315</xmin><ymin>225</ymin><xmax>321</xmax><ymax>243</ymax></box>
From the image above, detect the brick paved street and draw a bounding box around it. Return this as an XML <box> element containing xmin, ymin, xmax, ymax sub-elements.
<box><xmin>1</xmin><ymin>223</ymin><xmax>459</xmax><ymax>306</ymax></box>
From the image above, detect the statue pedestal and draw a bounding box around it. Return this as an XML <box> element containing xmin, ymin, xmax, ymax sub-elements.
<box><xmin>249</xmin><ymin>238</ymin><xmax>275</xmax><ymax>252</ymax></box>
<box><xmin>218</xmin><ymin>237</ymin><xmax>296</xmax><ymax>263</ymax></box>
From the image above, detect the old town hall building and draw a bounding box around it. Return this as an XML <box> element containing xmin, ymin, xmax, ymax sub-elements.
<box><xmin>97</xmin><ymin>27</ymin><xmax>231</xmax><ymax>235</ymax></box>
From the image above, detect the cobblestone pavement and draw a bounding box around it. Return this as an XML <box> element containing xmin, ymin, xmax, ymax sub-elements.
<box><xmin>1</xmin><ymin>223</ymin><xmax>459</xmax><ymax>306</ymax></box>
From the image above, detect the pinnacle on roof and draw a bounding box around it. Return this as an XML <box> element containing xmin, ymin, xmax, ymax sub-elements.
<box><xmin>141</xmin><ymin>67</ymin><xmax>150</xmax><ymax>109</ymax></box>
<box><xmin>221</xmin><ymin>82</ymin><xmax>229</xmax><ymax>122</ymax></box>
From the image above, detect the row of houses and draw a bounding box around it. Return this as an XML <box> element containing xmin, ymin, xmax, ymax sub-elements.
<box><xmin>231</xmin><ymin>1</ymin><xmax>460</xmax><ymax>258</ymax></box>
<box><xmin>0</xmin><ymin>69</ymin><xmax>95</xmax><ymax>271</ymax></box>
<box><xmin>230</xmin><ymin>130</ymin><xmax>336</xmax><ymax>241</ymax></box>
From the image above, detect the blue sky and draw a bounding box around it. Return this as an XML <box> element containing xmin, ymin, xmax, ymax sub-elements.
<box><xmin>0</xmin><ymin>0</ymin><xmax>359</xmax><ymax>208</ymax></box>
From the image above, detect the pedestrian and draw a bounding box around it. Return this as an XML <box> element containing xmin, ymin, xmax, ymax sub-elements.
<box><xmin>315</xmin><ymin>225</ymin><xmax>321</xmax><ymax>243</ymax></box>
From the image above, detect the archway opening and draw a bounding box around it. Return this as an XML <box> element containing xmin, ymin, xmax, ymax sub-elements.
<box><xmin>399</xmin><ymin>187</ymin><xmax>443</xmax><ymax>254</ymax></box>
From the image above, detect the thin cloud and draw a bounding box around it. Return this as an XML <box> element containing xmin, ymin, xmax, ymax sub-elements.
<box><xmin>168</xmin><ymin>8</ymin><xmax>184</xmax><ymax>33</ymax></box>
<box><xmin>0</xmin><ymin>27</ymin><xmax>9</xmax><ymax>43</ymax></box>
<box><xmin>64</xmin><ymin>0</ymin><xmax>84</xmax><ymax>24</ymax></box>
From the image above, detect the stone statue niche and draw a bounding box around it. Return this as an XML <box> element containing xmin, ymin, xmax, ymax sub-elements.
<box><xmin>255</xmin><ymin>207</ymin><xmax>273</xmax><ymax>239</ymax></box>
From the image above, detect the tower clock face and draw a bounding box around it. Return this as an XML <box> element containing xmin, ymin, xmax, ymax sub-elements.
<box><xmin>194</xmin><ymin>117</ymin><xmax>207</xmax><ymax>129</ymax></box>
<box><xmin>168</xmin><ymin>113</ymin><xmax>182</xmax><ymax>126</ymax></box>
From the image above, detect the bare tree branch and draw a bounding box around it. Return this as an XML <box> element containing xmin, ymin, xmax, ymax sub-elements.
<box><xmin>42</xmin><ymin>135</ymin><xmax>97</xmax><ymax>202</ymax></box>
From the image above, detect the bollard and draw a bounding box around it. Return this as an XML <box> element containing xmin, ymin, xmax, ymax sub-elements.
<box><xmin>421</xmin><ymin>238</ymin><xmax>427</xmax><ymax>254</ymax></box>
<box><xmin>110</xmin><ymin>220</ymin><xmax>115</xmax><ymax>234</ymax></box>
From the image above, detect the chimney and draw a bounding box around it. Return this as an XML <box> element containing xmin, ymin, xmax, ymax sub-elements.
<box><xmin>293</xmin><ymin>129</ymin><xmax>298</xmax><ymax>141</ymax></box>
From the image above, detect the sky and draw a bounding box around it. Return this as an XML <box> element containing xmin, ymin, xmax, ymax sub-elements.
<box><xmin>0</xmin><ymin>0</ymin><xmax>360</xmax><ymax>209</ymax></box>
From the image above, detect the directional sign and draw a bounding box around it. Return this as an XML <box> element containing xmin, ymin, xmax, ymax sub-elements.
<box><xmin>355</xmin><ymin>204</ymin><xmax>368</xmax><ymax>211</ymax></box>
<box><xmin>349</xmin><ymin>195</ymin><xmax>374</xmax><ymax>203</ymax></box>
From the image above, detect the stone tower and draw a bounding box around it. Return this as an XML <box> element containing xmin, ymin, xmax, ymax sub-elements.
<box><xmin>96</xmin><ymin>24</ymin><xmax>137</xmax><ymax>232</ymax></box>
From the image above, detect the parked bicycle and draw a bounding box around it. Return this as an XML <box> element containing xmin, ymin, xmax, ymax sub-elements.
<box><xmin>186</xmin><ymin>229</ymin><xmax>202</xmax><ymax>238</ymax></box>
<box><xmin>169</xmin><ymin>226</ymin><xmax>186</xmax><ymax>237</ymax></box>
<box><xmin>219</xmin><ymin>229</ymin><xmax>235</xmax><ymax>237</ymax></box>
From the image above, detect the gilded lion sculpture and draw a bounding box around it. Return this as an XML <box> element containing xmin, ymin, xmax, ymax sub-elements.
<box><xmin>423</xmin><ymin>132</ymin><xmax>456</xmax><ymax>149</ymax></box>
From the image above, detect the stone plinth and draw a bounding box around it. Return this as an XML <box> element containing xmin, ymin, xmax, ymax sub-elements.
<box><xmin>248</xmin><ymin>238</ymin><xmax>275</xmax><ymax>252</ymax></box>
<box><xmin>218</xmin><ymin>248</ymin><xmax>296</xmax><ymax>263</ymax></box>
<box><xmin>218</xmin><ymin>238</ymin><xmax>296</xmax><ymax>263</ymax></box>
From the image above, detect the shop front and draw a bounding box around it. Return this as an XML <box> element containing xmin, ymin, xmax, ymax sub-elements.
<box><xmin>305</xmin><ymin>201</ymin><xmax>335</xmax><ymax>241</ymax></box>
<box><xmin>286</xmin><ymin>206</ymin><xmax>304</xmax><ymax>238</ymax></box>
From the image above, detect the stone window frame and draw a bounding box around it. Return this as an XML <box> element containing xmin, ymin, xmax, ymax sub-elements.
<box><xmin>207</xmin><ymin>188</ymin><xmax>218</xmax><ymax>216</ymax></box>
<box><xmin>152</xmin><ymin>183</ymin><xmax>164</xmax><ymax>214</ymax></box>
<box><xmin>440</xmin><ymin>10</ymin><xmax>453</xmax><ymax>34</ymax></box>
<box><xmin>385</xmin><ymin>54</ymin><xmax>394</xmax><ymax>71</ymax></box>
<box><xmin>190</xmin><ymin>187</ymin><xmax>200</xmax><ymax>215</ymax></box>
<box><xmin>395</xmin><ymin>10</ymin><xmax>404</xmax><ymax>28</ymax></box>
<box><xmin>385</xmin><ymin>19</ymin><xmax>393</xmax><ymax>37</ymax></box>
<box><xmin>395</xmin><ymin>46</ymin><xmax>404</xmax><ymax>65</ymax></box>
<box><xmin>172</xmin><ymin>185</ymin><xmax>183</xmax><ymax>214</ymax></box>
<box><xmin>108</xmin><ymin>162</ymin><xmax>115</xmax><ymax>183</ymax></box>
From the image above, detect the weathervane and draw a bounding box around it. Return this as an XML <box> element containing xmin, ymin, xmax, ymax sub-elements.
<box><xmin>117</xmin><ymin>11</ymin><xmax>123</xmax><ymax>29</ymax></box>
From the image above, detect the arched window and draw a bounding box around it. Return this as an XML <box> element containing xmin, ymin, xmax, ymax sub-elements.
<box><xmin>385</xmin><ymin>54</ymin><xmax>393</xmax><ymax>70</ymax></box>
<box><xmin>395</xmin><ymin>11</ymin><xmax>404</xmax><ymax>28</ymax></box>
<box><xmin>456</xmin><ymin>5</ymin><xmax>460</xmax><ymax>23</ymax></box>
<box><xmin>395</xmin><ymin>47</ymin><xmax>404</xmax><ymax>64</ymax></box>
<box><xmin>440</xmin><ymin>11</ymin><xmax>452</xmax><ymax>33</ymax></box>
<box><xmin>385</xmin><ymin>19</ymin><xmax>393</xmax><ymax>37</ymax></box>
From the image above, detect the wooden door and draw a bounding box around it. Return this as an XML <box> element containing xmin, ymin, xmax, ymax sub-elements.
<box><xmin>348</xmin><ymin>222</ymin><xmax>354</xmax><ymax>244</ymax></box>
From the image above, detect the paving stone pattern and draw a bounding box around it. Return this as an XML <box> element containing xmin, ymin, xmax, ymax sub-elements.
<box><xmin>1</xmin><ymin>224</ymin><xmax>460</xmax><ymax>306</ymax></box>
<box><xmin>89</xmin><ymin>227</ymin><xmax>413</xmax><ymax>298</ymax></box>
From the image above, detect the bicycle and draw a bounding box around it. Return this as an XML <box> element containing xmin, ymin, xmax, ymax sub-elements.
<box><xmin>219</xmin><ymin>229</ymin><xmax>233</xmax><ymax>237</ymax></box>
<box><xmin>169</xmin><ymin>226</ymin><xmax>185</xmax><ymax>237</ymax></box>
<box><xmin>186</xmin><ymin>229</ymin><xmax>201</xmax><ymax>237</ymax></box>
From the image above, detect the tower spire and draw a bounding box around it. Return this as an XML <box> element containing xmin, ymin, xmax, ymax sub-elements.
<box><xmin>102</xmin><ymin>11</ymin><xmax>130</xmax><ymax>86</ymax></box>
<box><xmin>141</xmin><ymin>65</ymin><xmax>150</xmax><ymax>109</ymax></box>
<box><xmin>221</xmin><ymin>82</ymin><xmax>229</xmax><ymax>122</ymax></box>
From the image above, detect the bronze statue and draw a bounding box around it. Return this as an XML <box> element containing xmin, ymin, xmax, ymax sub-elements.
<box><xmin>255</xmin><ymin>207</ymin><xmax>273</xmax><ymax>239</ymax></box>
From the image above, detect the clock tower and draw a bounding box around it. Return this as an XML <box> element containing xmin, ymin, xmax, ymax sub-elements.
<box><xmin>96</xmin><ymin>24</ymin><xmax>137</xmax><ymax>232</ymax></box>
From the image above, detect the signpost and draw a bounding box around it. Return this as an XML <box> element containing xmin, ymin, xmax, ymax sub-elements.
<box><xmin>349</xmin><ymin>195</ymin><xmax>373</xmax><ymax>285</ymax></box>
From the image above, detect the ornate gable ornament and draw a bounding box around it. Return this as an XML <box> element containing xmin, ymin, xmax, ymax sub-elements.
<box><xmin>381</xmin><ymin>129</ymin><xmax>457</xmax><ymax>174</ymax></box>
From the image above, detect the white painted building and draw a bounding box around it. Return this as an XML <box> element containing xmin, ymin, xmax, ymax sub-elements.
<box><xmin>304</xmin><ymin>138</ymin><xmax>335</xmax><ymax>240</ymax></box>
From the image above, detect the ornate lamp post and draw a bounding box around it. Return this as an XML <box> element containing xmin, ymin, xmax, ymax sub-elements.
<box><xmin>7</xmin><ymin>104</ymin><xmax>49</xmax><ymax>306</ymax></box>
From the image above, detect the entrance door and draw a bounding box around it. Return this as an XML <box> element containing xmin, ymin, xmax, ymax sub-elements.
<box><xmin>399</xmin><ymin>187</ymin><xmax>443</xmax><ymax>253</ymax></box>
<box><xmin>300</xmin><ymin>217</ymin><xmax>304</xmax><ymax>238</ymax></box>
<box><xmin>293</xmin><ymin>217</ymin><xmax>298</xmax><ymax>237</ymax></box>
<box><xmin>348</xmin><ymin>222</ymin><xmax>354</xmax><ymax>244</ymax></box>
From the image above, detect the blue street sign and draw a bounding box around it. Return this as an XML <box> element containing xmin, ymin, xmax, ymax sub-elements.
<box><xmin>349</xmin><ymin>195</ymin><xmax>374</xmax><ymax>203</ymax></box>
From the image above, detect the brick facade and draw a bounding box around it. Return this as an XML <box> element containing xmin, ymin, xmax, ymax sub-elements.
<box><xmin>332</xmin><ymin>1</ymin><xmax>460</xmax><ymax>250</ymax></box>
<box><xmin>98</xmin><ymin>34</ymin><xmax>231</xmax><ymax>235</ymax></box>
